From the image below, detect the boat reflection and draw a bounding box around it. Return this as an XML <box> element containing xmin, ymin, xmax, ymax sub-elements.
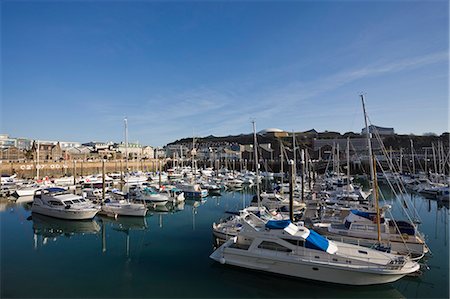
<box><xmin>31</xmin><ymin>213</ymin><xmax>101</xmax><ymax>248</ymax></box>
<box><xmin>210</xmin><ymin>262</ymin><xmax>406</xmax><ymax>298</ymax></box>
<box><xmin>98</xmin><ymin>215</ymin><xmax>149</xmax><ymax>258</ymax></box>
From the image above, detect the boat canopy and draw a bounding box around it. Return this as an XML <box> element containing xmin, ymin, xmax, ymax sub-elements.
<box><xmin>305</xmin><ymin>229</ymin><xmax>330</xmax><ymax>252</ymax></box>
<box><xmin>350</xmin><ymin>209</ymin><xmax>376</xmax><ymax>220</ymax></box>
<box><xmin>265</xmin><ymin>219</ymin><xmax>291</xmax><ymax>229</ymax></box>
<box><xmin>45</xmin><ymin>187</ymin><xmax>67</xmax><ymax>193</ymax></box>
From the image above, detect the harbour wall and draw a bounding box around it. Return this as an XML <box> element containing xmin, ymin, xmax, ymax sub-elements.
<box><xmin>0</xmin><ymin>159</ymin><xmax>165</xmax><ymax>179</ymax></box>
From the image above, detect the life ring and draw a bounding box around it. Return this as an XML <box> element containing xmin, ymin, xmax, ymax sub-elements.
<box><xmin>50</xmin><ymin>164</ymin><xmax>55</xmax><ymax>169</ymax></box>
<box><xmin>401</xmin><ymin>233</ymin><xmax>409</xmax><ymax>240</ymax></box>
<box><xmin>20</xmin><ymin>165</ymin><xmax>26</xmax><ymax>170</ymax></box>
<box><xmin>55</xmin><ymin>164</ymin><xmax>61</xmax><ymax>169</ymax></box>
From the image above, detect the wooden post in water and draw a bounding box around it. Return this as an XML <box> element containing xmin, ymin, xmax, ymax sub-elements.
<box><xmin>288</xmin><ymin>159</ymin><xmax>294</xmax><ymax>222</ymax></box>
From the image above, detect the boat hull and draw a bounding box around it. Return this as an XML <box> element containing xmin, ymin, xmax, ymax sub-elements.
<box><xmin>101</xmin><ymin>204</ymin><xmax>147</xmax><ymax>217</ymax></box>
<box><xmin>211</xmin><ymin>241</ymin><xmax>418</xmax><ymax>285</ymax></box>
<box><xmin>31</xmin><ymin>205</ymin><xmax>99</xmax><ymax>220</ymax></box>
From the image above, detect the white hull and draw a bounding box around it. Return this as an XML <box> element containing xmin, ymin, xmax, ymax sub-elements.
<box><xmin>211</xmin><ymin>239</ymin><xmax>418</xmax><ymax>286</ymax></box>
<box><xmin>15</xmin><ymin>188</ymin><xmax>39</xmax><ymax>197</ymax></box>
<box><xmin>32</xmin><ymin>205</ymin><xmax>99</xmax><ymax>220</ymax></box>
<box><xmin>101</xmin><ymin>203</ymin><xmax>147</xmax><ymax>217</ymax></box>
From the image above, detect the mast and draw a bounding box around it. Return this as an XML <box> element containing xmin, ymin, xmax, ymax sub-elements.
<box><xmin>36</xmin><ymin>140</ymin><xmax>40</xmax><ymax>180</ymax></box>
<box><xmin>432</xmin><ymin>143</ymin><xmax>437</xmax><ymax>175</ymax></box>
<box><xmin>410</xmin><ymin>139</ymin><xmax>415</xmax><ymax>175</ymax></box>
<box><xmin>400</xmin><ymin>147</ymin><xmax>403</xmax><ymax>173</ymax></box>
<box><xmin>124</xmin><ymin>117</ymin><xmax>129</xmax><ymax>173</ymax></box>
<box><xmin>346</xmin><ymin>137</ymin><xmax>350</xmax><ymax>193</ymax></box>
<box><xmin>279</xmin><ymin>139</ymin><xmax>284</xmax><ymax>195</ymax></box>
<box><xmin>252</xmin><ymin>120</ymin><xmax>260</xmax><ymax>209</ymax></box>
<box><xmin>292</xmin><ymin>131</ymin><xmax>296</xmax><ymax>178</ymax></box>
<box><xmin>360</xmin><ymin>94</ymin><xmax>381</xmax><ymax>243</ymax></box>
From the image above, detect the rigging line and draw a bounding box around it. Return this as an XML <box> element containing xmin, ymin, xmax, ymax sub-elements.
<box><xmin>373</xmin><ymin>134</ymin><xmax>423</xmax><ymax>223</ymax></box>
<box><xmin>376</xmin><ymin>153</ymin><xmax>422</xmax><ymax>225</ymax></box>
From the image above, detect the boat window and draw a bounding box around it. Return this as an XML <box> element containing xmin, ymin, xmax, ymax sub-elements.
<box><xmin>358</xmin><ymin>250</ymin><xmax>368</xmax><ymax>255</ymax></box>
<box><xmin>64</xmin><ymin>200</ymin><xmax>73</xmax><ymax>205</ymax></box>
<box><xmin>282</xmin><ymin>238</ymin><xmax>305</xmax><ymax>247</ymax></box>
<box><xmin>72</xmin><ymin>199</ymin><xmax>81</xmax><ymax>203</ymax></box>
<box><xmin>49</xmin><ymin>200</ymin><xmax>63</xmax><ymax>206</ymax></box>
<box><xmin>79</xmin><ymin>199</ymin><xmax>86</xmax><ymax>202</ymax></box>
<box><xmin>258</xmin><ymin>241</ymin><xmax>292</xmax><ymax>252</ymax></box>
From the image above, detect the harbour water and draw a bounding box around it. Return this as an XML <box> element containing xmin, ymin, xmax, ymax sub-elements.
<box><xmin>1</xmin><ymin>188</ymin><xmax>448</xmax><ymax>298</ymax></box>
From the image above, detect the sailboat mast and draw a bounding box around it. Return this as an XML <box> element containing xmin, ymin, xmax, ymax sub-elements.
<box><xmin>346</xmin><ymin>137</ymin><xmax>350</xmax><ymax>193</ymax></box>
<box><xmin>361</xmin><ymin>95</ymin><xmax>375</xmax><ymax>187</ymax></box>
<box><xmin>279</xmin><ymin>139</ymin><xmax>284</xmax><ymax>195</ymax></box>
<box><xmin>124</xmin><ymin>117</ymin><xmax>128</xmax><ymax>173</ymax></box>
<box><xmin>360</xmin><ymin>94</ymin><xmax>381</xmax><ymax>243</ymax></box>
<box><xmin>252</xmin><ymin>120</ymin><xmax>260</xmax><ymax>209</ymax></box>
<box><xmin>36</xmin><ymin>140</ymin><xmax>40</xmax><ymax>180</ymax></box>
<box><xmin>410</xmin><ymin>139</ymin><xmax>415</xmax><ymax>175</ymax></box>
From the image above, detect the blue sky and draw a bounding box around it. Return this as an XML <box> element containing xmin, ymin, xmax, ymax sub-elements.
<box><xmin>1</xmin><ymin>1</ymin><xmax>448</xmax><ymax>146</ymax></box>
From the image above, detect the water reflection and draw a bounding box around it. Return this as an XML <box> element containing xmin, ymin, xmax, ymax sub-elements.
<box><xmin>31</xmin><ymin>213</ymin><xmax>101</xmax><ymax>249</ymax></box>
<box><xmin>98</xmin><ymin>215</ymin><xmax>148</xmax><ymax>257</ymax></box>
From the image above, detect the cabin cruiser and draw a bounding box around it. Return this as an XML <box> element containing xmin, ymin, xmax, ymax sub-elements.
<box><xmin>32</xmin><ymin>188</ymin><xmax>100</xmax><ymax>220</ymax></box>
<box><xmin>315</xmin><ymin>209</ymin><xmax>428</xmax><ymax>257</ymax></box>
<box><xmin>177</xmin><ymin>183</ymin><xmax>208</xmax><ymax>198</ymax></box>
<box><xmin>129</xmin><ymin>186</ymin><xmax>169</xmax><ymax>206</ymax></box>
<box><xmin>101</xmin><ymin>198</ymin><xmax>147</xmax><ymax>217</ymax></box>
<box><xmin>210</xmin><ymin>213</ymin><xmax>420</xmax><ymax>285</ymax></box>
<box><xmin>251</xmin><ymin>192</ymin><xmax>306</xmax><ymax>211</ymax></box>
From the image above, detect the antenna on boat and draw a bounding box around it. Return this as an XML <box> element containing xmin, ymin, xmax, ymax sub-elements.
<box><xmin>252</xmin><ymin>120</ymin><xmax>261</xmax><ymax>209</ymax></box>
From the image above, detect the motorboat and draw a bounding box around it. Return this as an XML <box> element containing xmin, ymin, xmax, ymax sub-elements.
<box><xmin>32</xmin><ymin>188</ymin><xmax>100</xmax><ymax>220</ymax></box>
<box><xmin>101</xmin><ymin>198</ymin><xmax>147</xmax><ymax>217</ymax></box>
<box><xmin>316</xmin><ymin>209</ymin><xmax>428</xmax><ymax>257</ymax></box>
<box><xmin>210</xmin><ymin>213</ymin><xmax>420</xmax><ymax>285</ymax></box>
<box><xmin>130</xmin><ymin>186</ymin><xmax>170</xmax><ymax>206</ymax></box>
<box><xmin>252</xmin><ymin>192</ymin><xmax>306</xmax><ymax>211</ymax></box>
<box><xmin>177</xmin><ymin>183</ymin><xmax>208</xmax><ymax>198</ymax></box>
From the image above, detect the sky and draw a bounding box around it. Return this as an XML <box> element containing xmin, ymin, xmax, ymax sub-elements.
<box><xmin>1</xmin><ymin>0</ymin><xmax>448</xmax><ymax>146</ymax></box>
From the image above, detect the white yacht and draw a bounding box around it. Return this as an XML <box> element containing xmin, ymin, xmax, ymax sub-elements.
<box><xmin>101</xmin><ymin>198</ymin><xmax>147</xmax><ymax>217</ymax></box>
<box><xmin>32</xmin><ymin>188</ymin><xmax>100</xmax><ymax>220</ymax></box>
<box><xmin>210</xmin><ymin>213</ymin><xmax>420</xmax><ymax>285</ymax></box>
<box><xmin>317</xmin><ymin>209</ymin><xmax>428</xmax><ymax>257</ymax></box>
<box><xmin>131</xmin><ymin>186</ymin><xmax>170</xmax><ymax>206</ymax></box>
<box><xmin>252</xmin><ymin>192</ymin><xmax>306</xmax><ymax>211</ymax></box>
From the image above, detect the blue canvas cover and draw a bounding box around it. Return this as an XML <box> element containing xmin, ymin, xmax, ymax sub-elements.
<box><xmin>305</xmin><ymin>229</ymin><xmax>329</xmax><ymax>252</ymax></box>
<box><xmin>351</xmin><ymin>209</ymin><xmax>376</xmax><ymax>220</ymax></box>
<box><xmin>46</xmin><ymin>187</ymin><xmax>67</xmax><ymax>193</ymax></box>
<box><xmin>265</xmin><ymin>219</ymin><xmax>291</xmax><ymax>229</ymax></box>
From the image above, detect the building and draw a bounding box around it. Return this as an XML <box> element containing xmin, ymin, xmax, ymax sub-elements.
<box><xmin>30</xmin><ymin>141</ymin><xmax>63</xmax><ymax>161</ymax></box>
<box><xmin>142</xmin><ymin>146</ymin><xmax>155</xmax><ymax>159</ymax></box>
<box><xmin>0</xmin><ymin>146</ymin><xmax>25</xmax><ymax>161</ymax></box>
<box><xmin>313</xmin><ymin>138</ymin><xmax>383</xmax><ymax>152</ymax></box>
<box><xmin>258</xmin><ymin>128</ymin><xmax>289</xmax><ymax>138</ymax></box>
<box><xmin>0</xmin><ymin>134</ymin><xmax>16</xmax><ymax>149</ymax></box>
<box><xmin>361</xmin><ymin>125</ymin><xmax>395</xmax><ymax>136</ymax></box>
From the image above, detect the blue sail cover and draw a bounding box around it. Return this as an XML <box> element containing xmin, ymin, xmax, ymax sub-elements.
<box><xmin>46</xmin><ymin>187</ymin><xmax>67</xmax><ymax>193</ymax></box>
<box><xmin>305</xmin><ymin>229</ymin><xmax>329</xmax><ymax>252</ymax></box>
<box><xmin>351</xmin><ymin>209</ymin><xmax>376</xmax><ymax>220</ymax></box>
<box><xmin>265</xmin><ymin>219</ymin><xmax>291</xmax><ymax>229</ymax></box>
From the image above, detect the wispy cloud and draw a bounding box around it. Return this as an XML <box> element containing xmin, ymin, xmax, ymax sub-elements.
<box><xmin>86</xmin><ymin>51</ymin><xmax>447</xmax><ymax>145</ymax></box>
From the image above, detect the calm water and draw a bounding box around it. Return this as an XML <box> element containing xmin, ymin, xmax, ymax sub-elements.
<box><xmin>1</xmin><ymin>188</ymin><xmax>448</xmax><ymax>298</ymax></box>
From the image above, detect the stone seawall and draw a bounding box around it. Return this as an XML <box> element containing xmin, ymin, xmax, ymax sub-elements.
<box><xmin>0</xmin><ymin>159</ymin><xmax>165</xmax><ymax>179</ymax></box>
